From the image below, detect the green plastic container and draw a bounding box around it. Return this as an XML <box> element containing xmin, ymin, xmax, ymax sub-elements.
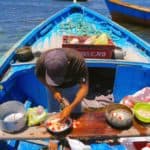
<box><xmin>133</xmin><ymin>102</ymin><xmax>150</xmax><ymax>123</ymax></box>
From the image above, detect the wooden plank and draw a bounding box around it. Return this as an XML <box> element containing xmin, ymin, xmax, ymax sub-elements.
<box><xmin>0</xmin><ymin>126</ymin><xmax>51</xmax><ymax>140</ymax></box>
<box><xmin>0</xmin><ymin>111</ymin><xmax>149</xmax><ymax>140</ymax></box>
<box><xmin>68</xmin><ymin>112</ymin><xmax>150</xmax><ymax>139</ymax></box>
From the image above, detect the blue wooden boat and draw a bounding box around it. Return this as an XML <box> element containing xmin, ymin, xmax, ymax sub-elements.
<box><xmin>105</xmin><ymin>0</ymin><xmax>150</xmax><ymax>26</ymax></box>
<box><xmin>0</xmin><ymin>3</ymin><xmax>150</xmax><ymax>150</ymax></box>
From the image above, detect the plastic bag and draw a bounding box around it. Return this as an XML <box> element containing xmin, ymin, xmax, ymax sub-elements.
<box><xmin>121</xmin><ymin>87</ymin><xmax>150</xmax><ymax>108</ymax></box>
<box><xmin>27</xmin><ymin>106</ymin><xmax>47</xmax><ymax>126</ymax></box>
<box><xmin>67</xmin><ymin>137</ymin><xmax>91</xmax><ymax>150</ymax></box>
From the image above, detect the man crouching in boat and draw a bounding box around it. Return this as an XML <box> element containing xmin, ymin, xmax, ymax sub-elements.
<box><xmin>35</xmin><ymin>48</ymin><xmax>89</xmax><ymax>121</ymax></box>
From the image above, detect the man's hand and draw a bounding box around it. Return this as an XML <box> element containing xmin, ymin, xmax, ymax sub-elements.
<box><xmin>52</xmin><ymin>105</ymin><xmax>72</xmax><ymax>122</ymax></box>
<box><xmin>53</xmin><ymin>92</ymin><xmax>63</xmax><ymax>103</ymax></box>
<box><xmin>47</xmin><ymin>85</ymin><xmax>63</xmax><ymax>103</ymax></box>
<box><xmin>59</xmin><ymin>105</ymin><xmax>72</xmax><ymax>122</ymax></box>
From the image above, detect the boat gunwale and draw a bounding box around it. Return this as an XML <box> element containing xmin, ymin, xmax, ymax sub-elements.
<box><xmin>109</xmin><ymin>0</ymin><xmax>150</xmax><ymax>13</ymax></box>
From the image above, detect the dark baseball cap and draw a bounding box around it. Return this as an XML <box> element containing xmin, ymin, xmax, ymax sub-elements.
<box><xmin>44</xmin><ymin>49</ymin><xmax>68</xmax><ymax>86</ymax></box>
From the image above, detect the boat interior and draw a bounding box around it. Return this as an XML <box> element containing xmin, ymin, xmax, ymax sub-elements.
<box><xmin>0</xmin><ymin>3</ymin><xmax>150</xmax><ymax>119</ymax></box>
<box><xmin>1</xmin><ymin>60</ymin><xmax>150</xmax><ymax>108</ymax></box>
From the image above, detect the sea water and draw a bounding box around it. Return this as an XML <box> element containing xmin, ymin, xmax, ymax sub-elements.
<box><xmin>0</xmin><ymin>0</ymin><xmax>149</xmax><ymax>58</ymax></box>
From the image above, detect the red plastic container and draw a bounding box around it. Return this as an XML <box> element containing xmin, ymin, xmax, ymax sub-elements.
<box><xmin>133</xmin><ymin>141</ymin><xmax>150</xmax><ymax>150</ymax></box>
<box><xmin>62</xmin><ymin>35</ymin><xmax>115</xmax><ymax>59</ymax></box>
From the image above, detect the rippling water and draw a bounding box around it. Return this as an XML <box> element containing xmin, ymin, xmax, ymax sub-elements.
<box><xmin>0</xmin><ymin>0</ymin><xmax>149</xmax><ymax>58</ymax></box>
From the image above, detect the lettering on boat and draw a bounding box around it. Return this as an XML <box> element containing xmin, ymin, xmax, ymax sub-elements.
<box><xmin>81</xmin><ymin>51</ymin><xmax>107</xmax><ymax>58</ymax></box>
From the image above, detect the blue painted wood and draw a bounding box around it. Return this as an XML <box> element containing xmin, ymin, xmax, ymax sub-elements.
<box><xmin>17</xmin><ymin>141</ymin><xmax>43</xmax><ymax>150</ymax></box>
<box><xmin>105</xmin><ymin>0</ymin><xmax>150</xmax><ymax>26</ymax></box>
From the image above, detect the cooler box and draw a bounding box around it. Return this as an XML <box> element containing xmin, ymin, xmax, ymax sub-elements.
<box><xmin>62</xmin><ymin>35</ymin><xmax>115</xmax><ymax>59</ymax></box>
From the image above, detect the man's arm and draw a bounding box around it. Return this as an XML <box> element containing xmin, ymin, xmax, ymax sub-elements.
<box><xmin>70</xmin><ymin>82</ymin><xmax>89</xmax><ymax>111</ymax></box>
<box><xmin>60</xmin><ymin>81</ymin><xmax>89</xmax><ymax>121</ymax></box>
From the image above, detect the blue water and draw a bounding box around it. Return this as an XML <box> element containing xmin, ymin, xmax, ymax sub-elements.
<box><xmin>0</xmin><ymin>0</ymin><xmax>149</xmax><ymax>58</ymax></box>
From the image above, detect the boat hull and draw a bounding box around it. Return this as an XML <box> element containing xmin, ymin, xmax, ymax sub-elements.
<box><xmin>105</xmin><ymin>0</ymin><xmax>150</xmax><ymax>26</ymax></box>
<box><xmin>0</xmin><ymin>3</ymin><xmax>150</xmax><ymax>150</ymax></box>
<box><xmin>111</xmin><ymin>11</ymin><xmax>150</xmax><ymax>26</ymax></box>
<box><xmin>1</xmin><ymin>62</ymin><xmax>150</xmax><ymax>149</ymax></box>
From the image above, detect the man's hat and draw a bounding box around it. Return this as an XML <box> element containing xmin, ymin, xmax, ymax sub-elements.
<box><xmin>44</xmin><ymin>49</ymin><xmax>68</xmax><ymax>86</ymax></box>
